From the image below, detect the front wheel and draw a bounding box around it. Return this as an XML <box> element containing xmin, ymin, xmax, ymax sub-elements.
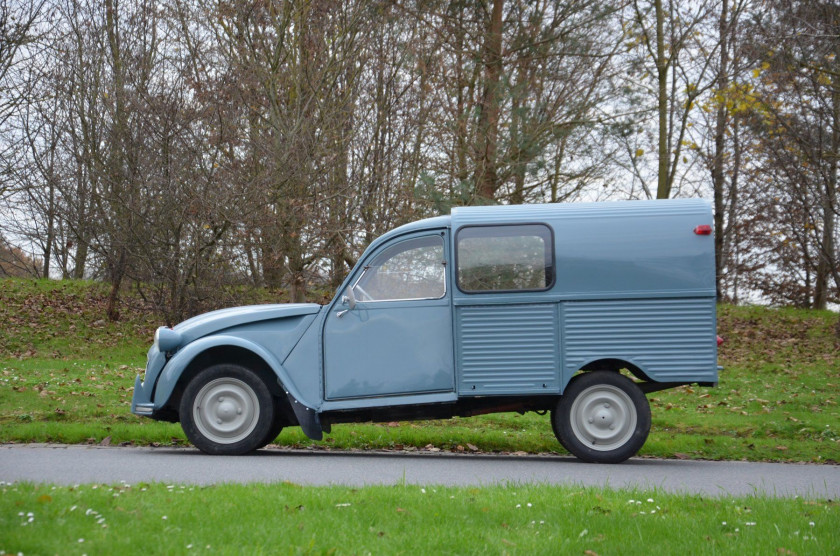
<box><xmin>552</xmin><ymin>371</ymin><xmax>651</xmax><ymax>464</ymax></box>
<box><xmin>179</xmin><ymin>364</ymin><xmax>276</xmax><ymax>455</ymax></box>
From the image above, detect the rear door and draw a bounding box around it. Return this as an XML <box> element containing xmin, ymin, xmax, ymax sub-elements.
<box><xmin>453</xmin><ymin>224</ymin><xmax>561</xmax><ymax>395</ymax></box>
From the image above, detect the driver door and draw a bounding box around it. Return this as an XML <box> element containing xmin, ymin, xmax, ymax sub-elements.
<box><xmin>323</xmin><ymin>231</ymin><xmax>455</xmax><ymax>400</ymax></box>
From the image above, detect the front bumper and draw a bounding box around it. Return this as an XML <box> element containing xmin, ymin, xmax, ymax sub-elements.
<box><xmin>130</xmin><ymin>345</ymin><xmax>168</xmax><ymax>417</ymax></box>
<box><xmin>131</xmin><ymin>375</ymin><xmax>155</xmax><ymax>415</ymax></box>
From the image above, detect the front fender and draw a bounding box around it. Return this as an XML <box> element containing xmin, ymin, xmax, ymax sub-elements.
<box><xmin>151</xmin><ymin>335</ymin><xmax>318</xmax><ymax>414</ymax></box>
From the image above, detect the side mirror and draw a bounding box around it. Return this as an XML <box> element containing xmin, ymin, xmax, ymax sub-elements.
<box><xmin>344</xmin><ymin>287</ymin><xmax>356</xmax><ymax>310</ymax></box>
<box><xmin>337</xmin><ymin>287</ymin><xmax>356</xmax><ymax>318</ymax></box>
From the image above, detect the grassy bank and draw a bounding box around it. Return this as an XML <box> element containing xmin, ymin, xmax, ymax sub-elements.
<box><xmin>1</xmin><ymin>482</ymin><xmax>837</xmax><ymax>554</ymax></box>
<box><xmin>1</xmin><ymin>278</ymin><xmax>838</xmax><ymax>462</ymax></box>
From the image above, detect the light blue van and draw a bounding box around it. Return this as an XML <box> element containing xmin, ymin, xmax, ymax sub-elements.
<box><xmin>132</xmin><ymin>199</ymin><xmax>719</xmax><ymax>463</ymax></box>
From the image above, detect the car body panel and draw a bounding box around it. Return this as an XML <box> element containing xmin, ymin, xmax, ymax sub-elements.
<box><xmin>172</xmin><ymin>303</ymin><xmax>321</xmax><ymax>345</ymax></box>
<box><xmin>150</xmin><ymin>334</ymin><xmax>316</xmax><ymax>413</ymax></box>
<box><xmin>322</xmin><ymin>229</ymin><xmax>455</xmax><ymax>400</ymax></box>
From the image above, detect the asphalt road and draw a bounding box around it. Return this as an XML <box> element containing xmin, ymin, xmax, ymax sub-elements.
<box><xmin>1</xmin><ymin>444</ymin><xmax>837</xmax><ymax>498</ymax></box>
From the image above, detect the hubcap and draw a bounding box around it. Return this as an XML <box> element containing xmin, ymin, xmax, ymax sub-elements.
<box><xmin>569</xmin><ymin>384</ymin><xmax>636</xmax><ymax>451</ymax></box>
<box><xmin>193</xmin><ymin>377</ymin><xmax>259</xmax><ymax>444</ymax></box>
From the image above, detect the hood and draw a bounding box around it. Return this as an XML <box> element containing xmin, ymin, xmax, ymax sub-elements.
<box><xmin>172</xmin><ymin>303</ymin><xmax>322</xmax><ymax>345</ymax></box>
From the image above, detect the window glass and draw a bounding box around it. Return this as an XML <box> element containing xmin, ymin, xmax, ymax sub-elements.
<box><xmin>457</xmin><ymin>225</ymin><xmax>553</xmax><ymax>292</ymax></box>
<box><xmin>353</xmin><ymin>236</ymin><xmax>445</xmax><ymax>301</ymax></box>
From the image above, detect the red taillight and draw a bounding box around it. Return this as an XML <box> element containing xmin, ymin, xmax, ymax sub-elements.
<box><xmin>694</xmin><ymin>225</ymin><xmax>712</xmax><ymax>235</ymax></box>
<box><xmin>717</xmin><ymin>335</ymin><xmax>724</xmax><ymax>346</ymax></box>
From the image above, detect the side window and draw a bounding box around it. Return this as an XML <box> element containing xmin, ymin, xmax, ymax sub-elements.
<box><xmin>457</xmin><ymin>224</ymin><xmax>553</xmax><ymax>292</ymax></box>
<box><xmin>353</xmin><ymin>236</ymin><xmax>445</xmax><ymax>302</ymax></box>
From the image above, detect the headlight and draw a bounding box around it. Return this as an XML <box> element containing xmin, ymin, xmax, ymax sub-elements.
<box><xmin>154</xmin><ymin>327</ymin><xmax>183</xmax><ymax>353</ymax></box>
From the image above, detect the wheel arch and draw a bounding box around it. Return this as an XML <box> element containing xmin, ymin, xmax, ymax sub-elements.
<box><xmin>565</xmin><ymin>357</ymin><xmax>652</xmax><ymax>391</ymax></box>
<box><xmin>167</xmin><ymin>346</ymin><xmax>286</xmax><ymax>416</ymax></box>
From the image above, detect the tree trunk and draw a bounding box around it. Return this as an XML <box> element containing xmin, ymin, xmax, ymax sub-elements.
<box><xmin>475</xmin><ymin>0</ymin><xmax>504</xmax><ymax>202</ymax></box>
<box><xmin>815</xmin><ymin>62</ymin><xmax>839</xmax><ymax>311</ymax></box>
<box><xmin>712</xmin><ymin>0</ymin><xmax>730</xmax><ymax>300</ymax></box>
<box><xmin>654</xmin><ymin>0</ymin><xmax>670</xmax><ymax>199</ymax></box>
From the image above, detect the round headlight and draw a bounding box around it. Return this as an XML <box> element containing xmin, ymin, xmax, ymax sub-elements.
<box><xmin>154</xmin><ymin>327</ymin><xmax>182</xmax><ymax>352</ymax></box>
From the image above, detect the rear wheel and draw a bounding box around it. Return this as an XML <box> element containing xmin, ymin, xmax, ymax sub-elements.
<box><xmin>179</xmin><ymin>364</ymin><xmax>276</xmax><ymax>455</ymax></box>
<box><xmin>552</xmin><ymin>371</ymin><xmax>650</xmax><ymax>464</ymax></box>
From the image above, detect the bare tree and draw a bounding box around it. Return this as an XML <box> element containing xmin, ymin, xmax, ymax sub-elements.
<box><xmin>621</xmin><ymin>0</ymin><xmax>718</xmax><ymax>199</ymax></box>
<box><xmin>741</xmin><ymin>0</ymin><xmax>839</xmax><ymax>309</ymax></box>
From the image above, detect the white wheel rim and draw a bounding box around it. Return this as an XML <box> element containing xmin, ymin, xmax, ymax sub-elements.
<box><xmin>569</xmin><ymin>384</ymin><xmax>637</xmax><ymax>452</ymax></box>
<box><xmin>193</xmin><ymin>378</ymin><xmax>259</xmax><ymax>445</ymax></box>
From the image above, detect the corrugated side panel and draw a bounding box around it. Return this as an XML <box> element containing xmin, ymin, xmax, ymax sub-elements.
<box><xmin>457</xmin><ymin>304</ymin><xmax>559</xmax><ymax>394</ymax></box>
<box><xmin>563</xmin><ymin>298</ymin><xmax>717</xmax><ymax>385</ymax></box>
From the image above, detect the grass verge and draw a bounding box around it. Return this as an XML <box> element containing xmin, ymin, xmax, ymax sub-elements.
<box><xmin>1</xmin><ymin>482</ymin><xmax>837</xmax><ymax>555</ymax></box>
<box><xmin>1</xmin><ymin>278</ymin><xmax>839</xmax><ymax>462</ymax></box>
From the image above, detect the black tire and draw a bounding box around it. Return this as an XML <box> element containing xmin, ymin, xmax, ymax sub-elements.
<box><xmin>552</xmin><ymin>371</ymin><xmax>651</xmax><ymax>464</ymax></box>
<box><xmin>179</xmin><ymin>363</ymin><xmax>276</xmax><ymax>455</ymax></box>
<box><xmin>255</xmin><ymin>398</ymin><xmax>285</xmax><ymax>449</ymax></box>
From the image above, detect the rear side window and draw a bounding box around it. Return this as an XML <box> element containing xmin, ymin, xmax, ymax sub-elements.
<box><xmin>456</xmin><ymin>224</ymin><xmax>554</xmax><ymax>292</ymax></box>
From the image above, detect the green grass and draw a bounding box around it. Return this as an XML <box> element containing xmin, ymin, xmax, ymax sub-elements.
<box><xmin>1</xmin><ymin>482</ymin><xmax>837</xmax><ymax>554</ymax></box>
<box><xmin>1</xmin><ymin>278</ymin><xmax>839</xmax><ymax>462</ymax></box>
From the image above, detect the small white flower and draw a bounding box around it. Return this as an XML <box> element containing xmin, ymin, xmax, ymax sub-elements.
<box><xmin>746</xmin><ymin>522</ymin><xmax>756</xmax><ymax>526</ymax></box>
<box><xmin>162</xmin><ymin>516</ymin><xmax>168</xmax><ymax>520</ymax></box>
<box><xmin>420</xmin><ymin>488</ymin><xmax>426</xmax><ymax>494</ymax></box>
<box><xmin>187</xmin><ymin>544</ymin><xmax>193</xmax><ymax>549</ymax></box>
<box><xmin>640</xmin><ymin>511</ymin><xmax>646</xmax><ymax>515</ymax></box>
<box><xmin>628</xmin><ymin>499</ymin><xmax>635</xmax><ymax>504</ymax></box>
<box><xmin>647</xmin><ymin>498</ymin><xmax>654</xmax><ymax>503</ymax></box>
<box><xmin>722</xmin><ymin>521</ymin><xmax>727</xmax><ymax>525</ymax></box>
<box><xmin>636</xmin><ymin>501</ymin><xmax>642</xmax><ymax>505</ymax></box>
<box><xmin>527</xmin><ymin>503</ymin><xmax>532</xmax><ymax>507</ymax></box>
<box><xmin>78</xmin><ymin>538</ymin><xmax>85</xmax><ymax>543</ymax></box>
<box><xmin>735</xmin><ymin>528</ymin><xmax>739</xmax><ymax>532</ymax></box>
<box><xmin>70</xmin><ymin>505</ymin><xmax>77</xmax><ymax>512</ymax></box>
<box><xmin>27</xmin><ymin>517</ymin><xmax>34</xmax><ymax>523</ymax></box>
<box><xmin>26</xmin><ymin>513</ymin><xmax>33</xmax><ymax>517</ymax></box>
<box><xmin>578</xmin><ymin>529</ymin><xmax>588</xmax><ymax>538</ymax></box>
<box><xmin>516</xmin><ymin>504</ymin><xmax>521</xmax><ymax>508</ymax></box>
<box><xmin>335</xmin><ymin>503</ymin><xmax>351</xmax><ymax>507</ymax></box>
<box><xmin>540</xmin><ymin>520</ymin><xmax>545</xmax><ymax>524</ymax></box>
<box><xmin>809</xmin><ymin>521</ymin><xmax>815</xmax><ymax>527</ymax></box>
